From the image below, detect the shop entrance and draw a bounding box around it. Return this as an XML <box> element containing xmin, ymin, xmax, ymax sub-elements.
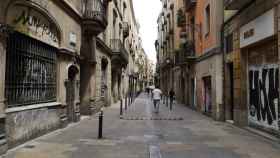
<box><xmin>228</xmin><ymin>63</ymin><xmax>234</xmax><ymax>121</ymax></box>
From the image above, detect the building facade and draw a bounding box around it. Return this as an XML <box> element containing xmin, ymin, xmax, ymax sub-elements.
<box><xmin>0</xmin><ymin>0</ymin><xmax>148</xmax><ymax>154</ymax></box>
<box><xmin>0</xmin><ymin>0</ymin><xmax>91</xmax><ymax>151</ymax></box>
<box><xmin>156</xmin><ymin>0</ymin><xmax>280</xmax><ymax>137</ymax></box>
<box><xmin>156</xmin><ymin>0</ymin><xmax>224</xmax><ymax>121</ymax></box>
<box><xmin>224</xmin><ymin>0</ymin><xmax>280</xmax><ymax>136</ymax></box>
<box><xmin>157</xmin><ymin>0</ymin><xmax>179</xmax><ymax>96</ymax></box>
<box><xmin>192</xmin><ymin>0</ymin><xmax>224</xmax><ymax>121</ymax></box>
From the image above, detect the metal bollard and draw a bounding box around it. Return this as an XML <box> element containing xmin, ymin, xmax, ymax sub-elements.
<box><xmin>166</xmin><ymin>96</ymin><xmax>168</xmax><ymax>107</ymax></box>
<box><xmin>170</xmin><ymin>99</ymin><xmax>173</xmax><ymax>111</ymax></box>
<box><xmin>125</xmin><ymin>95</ymin><xmax>128</xmax><ymax>110</ymax></box>
<box><xmin>120</xmin><ymin>99</ymin><xmax>123</xmax><ymax>118</ymax></box>
<box><xmin>98</xmin><ymin>109</ymin><xmax>103</xmax><ymax>139</ymax></box>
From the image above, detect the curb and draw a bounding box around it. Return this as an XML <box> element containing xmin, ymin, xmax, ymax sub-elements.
<box><xmin>224</xmin><ymin>122</ymin><xmax>280</xmax><ymax>144</ymax></box>
<box><xmin>243</xmin><ymin>127</ymin><xmax>280</xmax><ymax>143</ymax></box>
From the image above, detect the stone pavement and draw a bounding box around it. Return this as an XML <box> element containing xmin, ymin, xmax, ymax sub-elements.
<box><xmin>2</xmin><ymin>93</ymin><xmax>280</xmax><ymax>158</ymax></box>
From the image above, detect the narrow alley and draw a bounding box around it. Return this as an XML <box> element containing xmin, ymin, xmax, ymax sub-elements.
<box><xmin>3</xmin><ymin>94</ymin><xmax>280</xmax><ymax>158</ymax></box>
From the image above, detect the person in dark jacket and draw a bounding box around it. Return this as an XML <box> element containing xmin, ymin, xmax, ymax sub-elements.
<box><xmin>169</xmin><ymin>89</ymin><xmax>175</xmax><ymax>111</ymax></box>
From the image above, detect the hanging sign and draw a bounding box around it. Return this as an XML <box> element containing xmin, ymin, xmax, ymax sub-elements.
<box><xmin>240</xmin><ymin>9</ymin><xmax>274</xmax><ymax>48</ymax></box>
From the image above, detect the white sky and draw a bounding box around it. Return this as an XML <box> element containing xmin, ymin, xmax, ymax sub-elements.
<box><xmin>133</xmin><ymin>0</ymin><xmax>162</xmax><ymax>63</ymax></box>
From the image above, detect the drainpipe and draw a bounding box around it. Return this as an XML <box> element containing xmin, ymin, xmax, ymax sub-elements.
<box><xmin>221</xmin><ymin>21</ymin><xmax>226</xmax><ymax>122</ymax></box>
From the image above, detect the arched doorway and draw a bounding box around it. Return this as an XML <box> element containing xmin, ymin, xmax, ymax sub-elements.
<box><xmin>66</xmin><ymin>65</ymin><xmax>79</xmax><ymax>123</ymax></box>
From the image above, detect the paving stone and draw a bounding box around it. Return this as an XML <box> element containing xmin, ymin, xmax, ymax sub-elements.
<box><xmin>3</xmin><ymin>93</ymin><xmax>280</xmax><ymax>158</ymax></box>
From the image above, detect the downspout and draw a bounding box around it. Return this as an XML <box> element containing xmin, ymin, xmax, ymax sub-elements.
<box><xmin>221</xmin><ymin>20</ymin><xmax>226</xmax><ymax>122</ymax></box>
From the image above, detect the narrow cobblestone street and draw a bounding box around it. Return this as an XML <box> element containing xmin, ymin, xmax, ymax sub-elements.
<box><xmin>2</xmin><ymin>93</ymin><xmax>280</xmax><ymax>158</ymax></box>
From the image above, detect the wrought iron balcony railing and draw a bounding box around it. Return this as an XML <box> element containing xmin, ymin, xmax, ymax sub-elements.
<box><xmin>224</xmin><ymin>0</ymin><xmax>253</xmax><ymax>10</ymax></box>
<box><xmin>123</xmin><ymin>22</ymin><xmax>129</xmax><ymax>38</ymax></box>
<box><xmin>163</xmin><ymin>0</ymin><xmax>167</xmax><ymax>8</ymax></box>
<box><xmin>184</xmin><ymin>0</ymin><xmax>197</xmax><ymax>11</ymax></box>
<box><xmin>169</xmin><ymin>27</ymin><xmax>174</xmax><ymax>35</ymax></box>
<box><xmin>83</xmin><ymin>0</ymin><xmax>108</xmax><ymax>35</ymax></box>
<box><xmin>175</xmin><ymin>41</ymin><xmax>196</xmax><ymax>65</ymax></box>
<box><xmin>110</xmin><ymin>39</ymin><xmax>129</xmax><ymax>65</ymax></box>
<box><xmin>177</xmin><ymin>9</ymin><xmax>186</xmax><ymax>27</ymax></box>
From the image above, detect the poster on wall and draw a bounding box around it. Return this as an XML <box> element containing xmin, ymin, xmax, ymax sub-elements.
<box><xmin>248</xmin><ymin>64</ymin><xmax>279</xmax><ymax>130</ymax></box>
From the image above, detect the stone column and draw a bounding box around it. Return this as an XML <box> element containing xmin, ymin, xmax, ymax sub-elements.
<box><xmin>0</xmin><ymin>24</ymin><xmax>9</xmax><ymax>154</ymax></box>
<box><xmin>0</xmin><ymin>27</ymin><xmax>7</xmax><ymax>119</ymax></box>
<box><xmin>80</xmin><ymin>35</ymin><xmax>97</xmax><ymax>115</ymax></box>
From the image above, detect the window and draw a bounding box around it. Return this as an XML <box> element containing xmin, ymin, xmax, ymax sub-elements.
<box><xmin>5</xmin><ymin>32</ymin><xmax>57</xmax><ymax>107</ymax></box>
<box><xmin>191</xmin><ymin>17</ymin><xmax>195</xmax><ymax>41</ymax></box>
<box><xmin>205</xmin><ymin>5</ymin><xmax>210</xmax><ymax>36</ymax></box>
<box><xmin>225</xmin><ymin>33</ymin><xmax>233</xmax><ymax>53</ymax></box>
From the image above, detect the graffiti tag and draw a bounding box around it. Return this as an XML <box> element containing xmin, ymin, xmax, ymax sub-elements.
<box><xmin>249</xmin><ymin>65</ymin><xmax>279</xmax><ymax>130</ymax></box>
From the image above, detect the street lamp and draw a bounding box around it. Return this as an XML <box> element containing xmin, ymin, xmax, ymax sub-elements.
<box><xmin>165</xmin><ymin>58</ymin><xmax>171</xmax><ymax>64</ymax></box>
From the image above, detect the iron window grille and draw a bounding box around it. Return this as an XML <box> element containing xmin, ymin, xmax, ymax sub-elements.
<box><xmin>5</xmin><ymin>32</ymin><xmax>57</xmax><ymax>107</ymax></box>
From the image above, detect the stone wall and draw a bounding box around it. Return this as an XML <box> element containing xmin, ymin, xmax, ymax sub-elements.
<box><xmin>195</xmin><ymin>53</ymin><xmax>224</xmax><ymax>121</ymax></box>
<box><xmin>6</xmin><ymin>105</ymin><xmax>61</xmax><ymax>148</ymax></box>
<box><xmin>223</xmin><ymin>0</ymin><xmax>276</xmax><ymax>128</ymax></box>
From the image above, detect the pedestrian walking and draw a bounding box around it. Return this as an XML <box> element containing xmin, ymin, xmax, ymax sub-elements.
<box><xmin>169</xmin><ymin>89</ymin><xmax>175</xmax><ymax>111</ymax></box>
<box><xmin>152</xmin><ymin>86</ymin><xmax>162</xmax><ymax>113</ymax></box>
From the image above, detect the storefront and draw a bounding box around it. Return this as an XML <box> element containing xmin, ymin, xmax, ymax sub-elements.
<box><xmin>240</xmin><ymin>9</ymin><xmax>280</xmax><ymax>134</ymax></box>
<box><xmin>0</xmin><ymin>0</ymin><xmax>82</xmax><ymax>149</ymax></box>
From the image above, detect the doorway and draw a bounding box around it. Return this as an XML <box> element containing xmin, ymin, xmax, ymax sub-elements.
<box><xmin>181</xmin><ymin>76</ymin><xmax>185</xmax><ymax>103</ymax></box>
<box><xmin>203</xmin><ymin>76</ymin><xmax>212</xmax><ymax>114</ymax></box>
<box><xmin>101</xmin><ymin>58</ymin><xmax>108</xmax><ymax>104</ymax></box>
<box><xmin>66</xmin><ymin>65</ymin><xmax>79</xmax><ymax>123</ymax></box>
<box><xmin>228</xmin><ymin>63</ymin><xmax>234</xmax><ymax>121</ymax></box>
<box><xmin>190</xmin><ymin>78</ymin><xmax>196</xmax><ymax>108</ymax></box>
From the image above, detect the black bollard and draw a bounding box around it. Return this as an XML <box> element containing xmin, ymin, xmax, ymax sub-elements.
<box><xmin>120</xmin><ymin>99</ymin><xmax>123</xmax><ymax>118</ymax></box>
<box><xmin>125</xmin><ymin>95</ymin><xmax>128</xmax><ymax>110</ymax></box>
<box><xmin>98</xmin><ymin>109</ymin><xmax>103</xmax><ymax>139</ymax></box>
<box><xmin>166</xmin><ymin>96</ymin><xmax>168</xmax><ymax>107</ymax></box>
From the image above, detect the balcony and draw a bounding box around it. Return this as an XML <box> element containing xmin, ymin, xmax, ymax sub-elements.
<box><xmin>159</xmin><ymin>57</ymin><xmax>174</xmax><ymax>69</ymax></box>
<box><xmin>175</xmin><ymin>41</ymin><xmax>196</xmax><ymax>65</ymax></box>
<box><xmin>184</xmin><ymin>0</ymin><xmax>197</xmax><ymax>11</ymax></box>
<box><xmin>123</xmin><ymin>22</ymin><xmax>129</xmax><ymax>38</ymax></box>
<box><xmin>83</xmin><ymin>0</ymin><xmax>108</xmax><ymax>35</ymax></box>
<box><xmin>166</xmin><ymin>34</ymin><xmax>170</xmax><ymax>40</ymax></box>
<box><xmin>177</xmin><ymin>9</ymin><xmax>186</xmax><ymax>27</ymax></box>
<box><xmin>169</xmin><ymin>27</ymin><xmax>174</xmax><ymax>35</ymax></box>
<box><xmin>110</xmin><ymin>39</ymin><xmax>129</xmax><ymax>67</ymax></box>
<box><xmin>163</xmin><ymin>1</ymin><xmax>167</xmax><ymax>8</ymax></box>
<box><xmin>225</xmin><ymin>0</ymin><xmax>253</xmax><ymax>10</ymax></box>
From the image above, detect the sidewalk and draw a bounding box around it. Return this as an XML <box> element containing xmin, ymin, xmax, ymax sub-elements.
<box><xmin>2</xmin><ymin>93</ymin><xmax>280</xmax><ymax>158</ymax></box>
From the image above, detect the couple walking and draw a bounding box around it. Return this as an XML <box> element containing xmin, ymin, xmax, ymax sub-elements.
<box><xmin>152</xmin><ymin>86</ymin><xmax>175</xmax><ymax>113</ymax></box>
